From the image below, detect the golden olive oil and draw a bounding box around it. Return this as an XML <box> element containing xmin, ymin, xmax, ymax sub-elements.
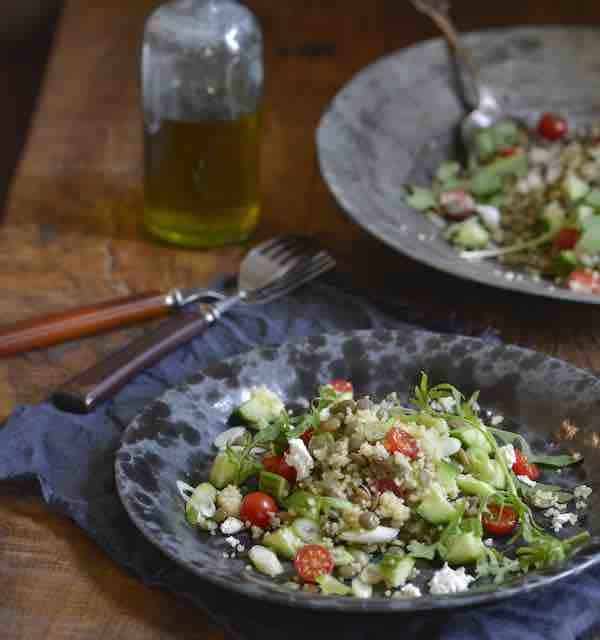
<box><xmin>143</xmin><ymin>112</ymin><xmax>261</xmax><ymax>248</ymax></box>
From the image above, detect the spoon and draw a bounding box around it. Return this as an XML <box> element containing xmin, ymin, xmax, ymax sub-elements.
<box><xmin>410</xmin><ymin>0</ymin><xmax>505</xmax><ymax>152</ymax></box>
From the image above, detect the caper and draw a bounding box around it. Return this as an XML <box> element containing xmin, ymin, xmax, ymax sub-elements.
<box><xmin>358</xmin><ymin>511</ymin><xmax>380</xmax><ymax>530</ymax></box>
<box><xmin>320</xmin><ymin>417</ymin><xmax>341</xmax><ymax>432</ymax></box>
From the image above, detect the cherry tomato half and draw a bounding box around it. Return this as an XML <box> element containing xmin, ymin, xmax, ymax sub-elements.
<box><xmin>439</xmin><ymin>189</ymin><xmax>475</xmax><ymax>221</ymax></box>
<box><xmin>537</xmin><ymin>112</ymin><xmax>568</xmax><ymax>141</ymax></box>
<box><xmin>329</xmin><ymin>379</ymin><xmax>353</xmax><ymax>393</ymax></box>
<box><xmin>384</xmin><ymin>427</ymin><xmax>419</xmax><ymax>459</ymax></box>
<box><xmin>294</xmin><ymin>544</ymin><xmax>334</xmax><ymax>583</ymax></box>
<box><xmin>567</xmin><ymin>269</ymin><xmax>600</xmax><ymax>295</ymax></box>
<box><xmin>239</xmin><ymin>492</ymin><xmax>278</xmax><ymax>529</ymax></box>
<box><xmin>482</xmin><ymin>503</ymin><xmax>518</xmax><ymax>536</ymax></box>
<box><xmin>512</xmin><ymin>449</ymin><xmax>540</xmax><ymax>481</ymax></box>
<box><xmin>300</xmin><ymin>428</ymin><xmax>314</xmax><ymax>446</ymax></box>
<box><xmin>262</xmin><ymin>454</ymin><xmax>297</xmax><ymax>484</ymax></box>
<box><xmin>553</xmin><ymin>228</ymin><xmax>580</xmax><ymax>251</ymax></box>
<box><xmin>376</xmin><ymin>478</ymin><xmax>406</xmax><ymax>498</ymax></box>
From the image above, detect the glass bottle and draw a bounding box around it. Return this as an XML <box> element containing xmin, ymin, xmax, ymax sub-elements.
<box><xmin>142</xmin><ymin>0</ymin><xmax>263</xmax><ymax>248</ymax></box>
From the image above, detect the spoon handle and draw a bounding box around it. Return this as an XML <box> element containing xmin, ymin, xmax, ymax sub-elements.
<box><xmin>410</xmin><ymin>0</ymin><xmax>482</xmax><ymax>110</ymax></box>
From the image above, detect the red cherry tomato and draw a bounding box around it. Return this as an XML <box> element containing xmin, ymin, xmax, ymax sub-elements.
<box><xmin>482</xmin><ymin>503</ymin><xmax>518</xmax><ymax>536</ymax></box>
<box><xmin>499</xmin><ymin>146</ymin><xmax>520</xmax><ymax>157</ymax></box>
<box><xmin>329</xmin><ymin>379</ymin><xmax>353</xmax><ymax>393</ymax></box>
<box><xmin>300</xmin><ymin>428</ymin><xmax>314</xmax><ymax>446</ymax></box>
<box><xmin>567</xmin><ymin>269</ymin><xmax>600</xmax><ymax>295</ymax></box>
<box><xmin>553</xmin><ymin>228</ymin><xmax>580</xmax><ymax>250</ymax></box>
<box><xmin>439</xmin><ymin>189</ymin><xmax>475</xmax><ymax>221</ymax></box>
<box><xmin>512</xmin><ymin>449</ymin><xmax>540</xmax><ymax>481</ymax></box>
<box><xmin>294</xmin><ymin>544</ymin><xmax>334</xmax><ymax>583</ymax></box>
<box><xmin>376</xmin><ymin>478</ymin><xmax>406</xmax><ymax>498</ymax></box>
<box><xmin>384</xmin><ymin>427</ymin><xmax>419</xmax><ymax>459</ymax></box>
<box><xmin>239</xmin><ymin>492</ymin><xmax>278</xmax><ymax>529</ymax></box>
<box><xmin>537</xmin><ymin>112</ymin><xmax>568</xmax><ymax>141</ymax></box>
<box><xmin>262</xmin><ymin>454</ymin><xmax>297</xmax><ymax>484</ymax></box>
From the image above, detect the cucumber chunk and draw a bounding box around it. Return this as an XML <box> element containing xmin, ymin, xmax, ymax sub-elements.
<box><xmin>284</xmin><ymin>490</ymin><xmax>321</xmax><ymax>519</ymax></box>
<box><xmin>248</xmin><ymin>545</ymin><xmax>283</xmax><ymax>577</ymax></box>
<box><xmin>447</xmin><ymin>218</ymin><xmax>490</xmax><ymax>250</ymax></box>
<box><xmin>259</xmin><ymin>471</ymin><xmax>290</xmax><ymax>502</ymax></box>
<box><xmin>331</xmin><ymin>546</ymin><xmax>354</xmax><ymax>567</ymax></box>
<box><xmin>417</xmin><ymin>484</ymin><xmax>457</xmax><ymax>524</ymax></box>
<box><xmin>437</xmin><ymin>460</ymin><xmax>460</xmax><ymax>496</ymax></box>
<box><xmin>209</xmin><ymin>452</ymin><xmax>239</xmax><ymax>489</ymax></box>
<box><xmin>454</xmin><ymin>427</ymin><xmax>492</xmax><ymax>454</ymax></box>
<box><xmin>351</xmin><ymin>577</ymin><xmax>373</xmax><ymax>599</ymax></box>
<box><xmin>456</xmin><ymin>474</ymin><xmax>496</xmax><ymax>498</ymax></box>
<box><xmin>236</xmin><ymin>387</ymin><xmax>284</xmax><ymax>428</ymax></box>
<box><xmin>563</xmin><ymin>173</ymin><xmax>590</xmax><ymax>203</ymax></box>
<box><xmin>446</xmin><ymin>532</ymin><xmax>486</xmax><ymax>565</ymax></box>
<box><xmin>379</xmin><ymin>554</ymin><xmax>415</xmax><ymax>588</ymax></box>
<box><xmin>465</xmin><ymin>447</ymin><xmax>505</xmax><ymax>488</ymax></box>
<box><xmin>185</xmin><ymin>482</ymin><xmax>217</xmax><ymax>526</ymax></box>
<box><xmin>262</xmin><ymin>526</ymin><xmax>304</xmax><ymax>559</ymax></box>
<box><xmin>291</xmin><ymin>517</ymin><xmax>321</xmax><ymax>543</ymax></box>
<box><xmin>316</xmin><ymin>574</ymin><xmax>351</xmax><ymax>596</ymax></box>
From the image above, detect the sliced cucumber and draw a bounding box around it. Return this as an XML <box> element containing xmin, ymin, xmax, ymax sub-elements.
<box><xmin>331</xmin><ymin>546</ymin><xmax>354</xmax><ymax>567</ymax></box>
<box><xmin>248</xmin><ymin>545</ymin><xmax>283</xmax><ymax>577</ymax></box>
<box><xmin>437</xmin><ymin>460</ymin><xmax>459</xmax><ymax>496</ymax></box>
<box><xmin>259</xmin><ymin>471</ymin><xmax>290</xmax><ymax>502</ymax></box>
<box><xmin>320</xmin><ymin>496</ymin><xmax>354</xmax><ymax>513</ymax></box>
<box><xmin>262</xmin><ymin>526</ymin><xmax>304</xmax><ymax>559</ymax></box>
<box><xmin>465</xmin><ymin>447</ymin><xmax>502</xmax><ymax>487</ymax></box>
<box><xmin>185</xmin><ymin>482</ymin><xmax>217</xmax><ymax>525</ymax></box>
<box><xmin>417</xmin><ymin>484</ymin><xmax>457</xmax><ymax>524</ymax></box>
<box><xmin>454</xmin><ymin>427</ymin><xmax>492</xmax><ymax>454</ymax></box>
<box><xmin>379</xmin><ymin>554</ymin><xmax>415</xmax><ymax>588</ymax></box>
<box><xmin>446</xmin><ymin>532</ymin><xmax>486</xmax><ymax>565</ymax></box>
<box><xmin>236</xmin><ymin>387</ymin><xmax>284</xmax><ymax>428</ymax></box>
<box><xmin>284</xmin><ymin>490</ymin><xmax>320</xmax><ymax>519</ymax></box>
<box><xmin>291</xmin><ymin>517</ymin><xmax>321</xmax><ymax>543</ymax></box>
<box><xmin>339</xmin><ymin>526</ymin><xmax>399</xmax><ymax>544</ymax></box>
<box><xmin>447</xmin><ymin>218</ymin><xmax>490</xmax><ymax>250</ymax></box>
<box><xmin>209</xmin><ymin>452</ymin><xmax>239</xmax><ymax>489</ymax></box>
<box><xmin>456</xmin><ymin>474</ymin><xmax>496</xmax><ymax>498</ymax></box>
<box><xmin>563</xmin><ymin>173</ymin><xmax>590</xmax><ymax>203</ymax></box>
<box><xmin>316</xmin><ymin>574</ymin><xmax>351</xmax><ymax>596</ymax></box>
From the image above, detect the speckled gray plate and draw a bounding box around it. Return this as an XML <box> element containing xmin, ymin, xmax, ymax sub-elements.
<box><xmin>115</xmin><ymin>329</ymin><xmax>600</xmax><ymax>612</ymax></box>
<box><xmin>317</xmin><ymin>26</ymin><xmax>600</xmax><ymax>303</ymax></box>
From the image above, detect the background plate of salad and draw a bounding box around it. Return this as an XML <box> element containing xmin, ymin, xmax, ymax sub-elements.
<box><xmin>317</xmin><ymin>26</ymin><xmax>600</xmax><ymax>303</ymax></box>
<box><xmin>115</xmin><ymin>329</ymin><xmax>600</xmax><ymax>612</ymax></box>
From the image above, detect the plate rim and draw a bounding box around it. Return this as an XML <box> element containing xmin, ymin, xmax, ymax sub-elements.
<box><xmin>316</xmin><ymin>24</ymin><xmax>600</xmax><ymax>305</ymax></box>
<box><xmin>115</xmin><ymin>328</ymin><xmax>600</xmax><ymax>612</ymax></box>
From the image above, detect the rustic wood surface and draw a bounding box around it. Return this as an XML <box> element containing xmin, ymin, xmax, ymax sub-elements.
<box><xmin>2</xmin><ymin>1</ymin><xmax>600</xmax><ymax>638</ymax></box>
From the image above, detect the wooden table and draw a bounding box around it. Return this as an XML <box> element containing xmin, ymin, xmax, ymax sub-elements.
<box><xmin>2</xmin><ymin>1</ymin><xmax>600</xmax><ymax>638</ymax></box>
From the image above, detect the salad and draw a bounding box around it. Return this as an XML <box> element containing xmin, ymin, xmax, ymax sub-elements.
<box><xmin>177</xmin><ymin>376</ymin><xmax>591</xmax><ymax>599</ymax></box>
<box><xmin>405</xmin><ymin>112</ymin><xmax>600</xmax><ymax>294</ymax></box>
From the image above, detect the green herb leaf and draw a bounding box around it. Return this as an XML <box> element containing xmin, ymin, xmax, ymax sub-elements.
<box><xmin>528</xmin><ymin>453</ymin><xmax>582</xmax><ymax>467</ymax></box>
<box><xmin>405</xmin><ymin>186</ymin><xmax>437</xmax><ymax>211</ymax></box>
<box><xmin>488</xmin><ymin>427</ymin><xmax>533</xmax><ymax>457</ymax></box>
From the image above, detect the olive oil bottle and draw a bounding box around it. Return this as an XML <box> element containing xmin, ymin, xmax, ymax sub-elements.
<box><xmin>142</xmin><ymin>0</ymin><xmax>263</xmax><ymax>248</ymax></box>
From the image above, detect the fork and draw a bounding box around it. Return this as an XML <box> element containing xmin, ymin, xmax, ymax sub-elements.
<box><xmin>52</xmin><ymin>237</ymin><xmax>335</xmax><ymax>413</ymax></box>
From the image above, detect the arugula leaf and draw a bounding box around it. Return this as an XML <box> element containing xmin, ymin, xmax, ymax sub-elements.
<box><xmin>405</xmin><ymin>186</ymin><xmax>437</xmax><ymax>211</ymax></box>
<box><xmin>476</xmin><ymin>548</ymin><xmax>520</xmax><ymax>584</ymax></box>
<box><xmin>528</xmin><ymin>453</ymin><xmax>582</xmax><ymax>467</ymax></box>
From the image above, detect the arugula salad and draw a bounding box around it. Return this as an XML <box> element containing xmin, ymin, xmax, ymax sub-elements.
<box><xmin>177</xmin><ymin>376</ymin><xmax>591</xmax><ymax>598</ymax></box>
<box><xmin>405</xmin><ymin>112</ymin><xmax>600</xmax><ymax>295</ymax></box>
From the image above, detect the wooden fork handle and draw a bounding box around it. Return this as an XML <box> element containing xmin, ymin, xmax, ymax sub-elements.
<box><xmin>0</xmin><ymin>291</ymin><xmax>171</xmax><ymax>356</ymax></box>
<box><xmin>52</xmin><ymin>311</ymin><xmax>214</xmax><ymax>414</ymax></box>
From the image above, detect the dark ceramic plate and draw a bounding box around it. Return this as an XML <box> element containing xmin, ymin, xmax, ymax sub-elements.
<box><xmin>115</xmin><ymin>329</ymin><xmax>600</xmax><ymax>612</ymax></box>
<box><xmin>317</xmin><ymin>26</ymin><xmax>600</xmax><ymax>304</ymax></box>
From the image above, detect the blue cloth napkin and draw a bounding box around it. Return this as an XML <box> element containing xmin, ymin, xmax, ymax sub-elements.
<box><xmin>0</xmin><ymin>276</ymin><xmax>596</xmax><ymax>640</ymax></box>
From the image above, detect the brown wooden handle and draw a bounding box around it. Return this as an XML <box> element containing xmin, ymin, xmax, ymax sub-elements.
<box><xmin>0</xmin><ymin>291</ymin><xmax>172</xmax><ymax>356</ymax></box>
<box><xmin>52</xmin><ymin>311</ymin><xmax>214</xmax><ymax>413</ymax></box>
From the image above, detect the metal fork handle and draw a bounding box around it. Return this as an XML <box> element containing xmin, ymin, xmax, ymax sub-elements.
<box><xmin>410</xmin><ymin>0</ymin><xmax>482</xmax><ymax>110</ymax></box>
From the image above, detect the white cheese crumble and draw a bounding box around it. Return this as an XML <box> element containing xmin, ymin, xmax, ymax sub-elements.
<box><xmin>532</xmin><ymin>489</ymin><xmax>559</xmax><ymax>509</ymax></box>
<box><xmin>225</xmin><ymin>536</ymin><xmax>240</xmax><ymax>549</ymax></box>
<box><xmin>490</xmin><ymin>414</ymin><xmax>504</xmax><ymax>426</ymax></box>
<box><xmin>576</xmin><ymin>500</ymin><xmax>587</xmax><ymax>511</ymax></box>
<box><xmin>498</xmin><ymin>444</ymin><xmax>516</xmax><ymax>468</ymax></box>
<box><xmin>517</xmin><ymin>474</ymin><xmax>537</xmax><ymax>487</ymax></box>
<box><xmin>544</xmin><ymin>509</ymin><xmax>577</xmax><ymax>533</ymax></box>
<box><xmin>429</xmin><ymin>563</ymin><xmax>475</xmax><ymax>595</ymax></box>
<box><xmin>476</xmin><ymin>204</ymin><xmax>501</xmax><ymax>229</ymax></box>
<box><xmin>394</xmin><ymin>583</ymin><xmax>422</xmax><ymax>598</ymax></box>
<box><xmin>285</xmin><ymin>438</ymin><xmax>314</xmax><ymax>480</ymax></box>
<box><xmin>574</xmin><ymin>485</ymin><xmax>592</xmax><ymax>500</ymax></box>
<box><xmin>216</xmin><ymin>485</ymin><xmax>243</xmax><ymax>517</ymax></box>
<box><xmin>484</xmin><ymin>538</ymin><xmax>494</xmax><ymax>547</ymax></box>
<box><xmin>220</xmin><ymin>517</ymin><xmax>244</xmax><ymax>535</ymax></box>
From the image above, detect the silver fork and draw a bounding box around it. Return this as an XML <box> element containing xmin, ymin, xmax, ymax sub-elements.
<box><xmin>52</xmin><ymin>237</ymin><xmax>335</xmax><ymax>413</ymax></box>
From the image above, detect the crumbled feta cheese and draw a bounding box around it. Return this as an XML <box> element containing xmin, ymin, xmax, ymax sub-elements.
<box><xmin>574</xmin><ymin>485</ymin><xmax>592</xmax><ymax>500</ymax></box>
<box><xmin>377</xmin><ymin>491</ymin><xmax>411</xmax><ymax>527</ymax></box>
<box><xmin>220</xmin><ymin>516</ymin><xmax>244</xmax><ymax>535</ymax></box>
<box><xmin>532</xmin><ymin>489</ymin><xmax>559</xmax><ymax>509</ymax></box>
<box><xmin>216</xmin><ymin>485</ymin><xmax>243</xmax><ymax>517</ymax></box>
<box><xmin>490</xmin><ymin>414</ymin><xmax>504</xmax><ymax>426</ymax></box>
<box><xmin>545</xmin><ymin>509</ymin><xmax>577</xmax><ymax>532</ymax></box>
<box><xmin>213</xmin><ymin>427</ymin><xmax>247</xmax><ymax>450</ymax></box>
<box><xmin>476</xmin><ymin>204</ymin><xmax>501</xmax><ymax>229</ymax></box>
<box><xmin>225</xmin><ymin>536</ymin><xmax>240</xmax><ymax>549</ymax></box>
<box><xmin>576</xmin><ymin>500</ymin><xmax>587</xmax><ymax>511</ymax></box>
<box><xmin>517</xmin><ymin>474</ymin><xmax>537</xmax><ymax>487</ymax></box>
<box><xmin>248</xmin><ymin>546</ymin><xmax>283</xmax><ymax>577</ymax></box>
<box><xmin>394</xmin><ymin>583</ymin><xmax>422</xmax><ymax>599</ymax></box>
<box><xmin>251</xmin><ymin>525</ymin><xmax>264</xmax><ymax>539</ymax></box>
<box><xmin>484</xmin><ymin>538</ymin><xmax>494</xmax><ymax>547</ymax></box>
<box><xmin>429</xmin><ymin>563</ymin><xmax>475</xmax><ymax>595</ymax></box>
<box><xmin>285</xmin><ymin>438</ymin><xmax>314</xmax><ymax>480</ymax></box>
<box><xmin>498</xmin><ymin>444</ymin><xmax>516</xmax><ymax>468</ymax></box>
